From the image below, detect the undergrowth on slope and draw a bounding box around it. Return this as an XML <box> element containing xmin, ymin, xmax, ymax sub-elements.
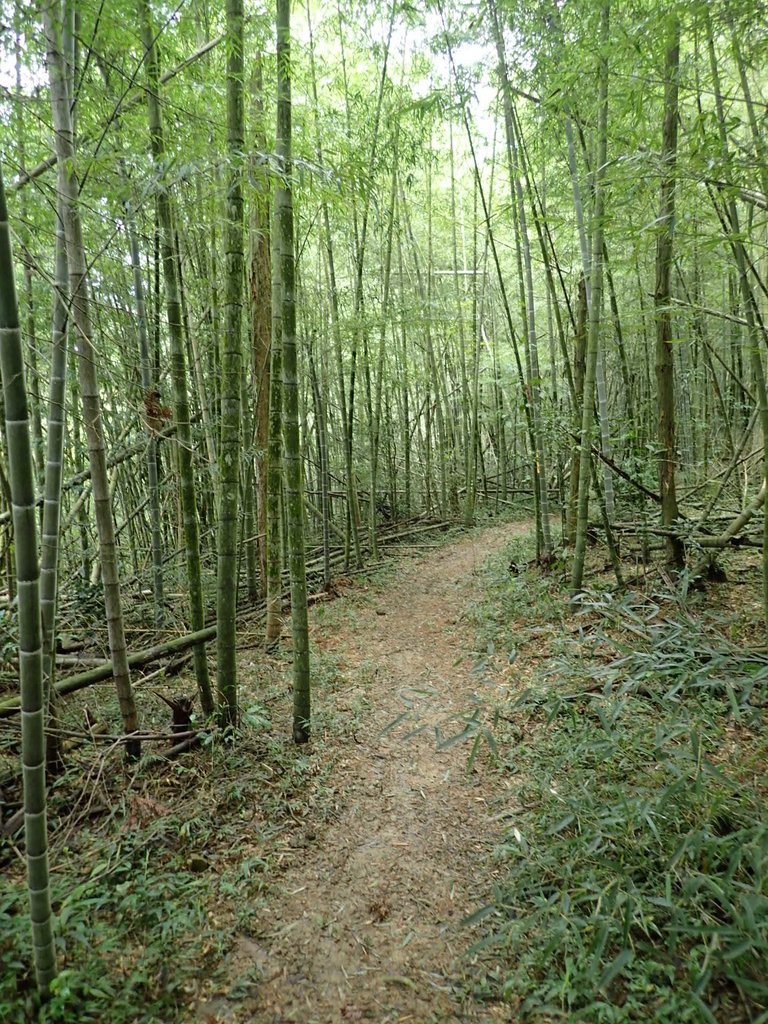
<box><xmin>472</xmin><ymin>538</ymin><xmax>768</xmax><ymax>1023</ymax></box>
<box><xmin>0</xmin><ymin>647</ymin><xmax>354</xmax><ymax>1023</ymax></box>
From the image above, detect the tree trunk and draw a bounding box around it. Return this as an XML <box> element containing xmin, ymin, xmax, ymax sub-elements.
<box><xmin>277</xmin><ymin>0</ymin><xmax>311</xmax><ymax>743</ymax></box>
<box><xmin>249</xmin><ymin>55</ymin><xmax>271</xmax><ymax>599</ymax></box>
<box><xmin>139</xmin><ymin>0</ymin><xmax>214</xmax><ymax>716</ymax></box>
<box><xmin>705</xmin><ymin>13</ymin><xmax>768</xmax><ymax>635</ymax></box>
<box><xmin>265</xmin><ymin>214</ymin><xmax>284</xmax><ymax>647</ymax></box>
<box><xmin>655</xmin><ymin>16</ymin><xmax>685</xmax><ymax>568</ymax></box>
<box><xmin>571</xmin><ymin>2</ymin><xmax>610</xmax><ymax>595</ymax></box>
<box><xmin>0</xmin><ymin>156</ymin><xmax>57</xmax><ymax>999</ymax></box>
<box><xmin>216</xmin><ymin>0</ymin><xmax>245</xmax><ymax>728</ymax></box>
<box><xmin>40</xmin><ymin>210</ymin><xmax>68</xmax><ymax>775</ymax></box>
<box><xmin>124</xmin><ymin>195</ymin><xmax>165</xmax><ymax>628</ymax></box>
<box><xmin>43</xmin><ymin>1</ymin><xmax>140</xmax><ymax>756</ymax></box>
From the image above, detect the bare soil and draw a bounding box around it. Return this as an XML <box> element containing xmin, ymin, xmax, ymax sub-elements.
<box><xmin>199</xmin><ymin>522</ymin><xmax>525</xmax><ymax>1024</ymax></box>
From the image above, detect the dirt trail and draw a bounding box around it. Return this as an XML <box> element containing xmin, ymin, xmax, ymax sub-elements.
<box><xmin>213</xmin><ymin>522</ymin><xmax>523</xmax><ymax>1023</ymax></box>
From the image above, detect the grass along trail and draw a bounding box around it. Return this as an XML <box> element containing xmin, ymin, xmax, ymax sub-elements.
<box><xmin>203</xmin><ymin>521</ymin><xmax>523</xmax><ymax>1023</ymax></box>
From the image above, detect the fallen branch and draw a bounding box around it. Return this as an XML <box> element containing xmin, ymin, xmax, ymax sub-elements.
<box><xmin>693</xmin><ymin>481</ymin><xmax>766</xmax><ymax>551</ymax></box>
<box><xmin>609</xmin><ymin>484</ymin><xmax>766</xmax><ymax>555</ymax></box>
<box><xmin>0</xmin><ymin>517</ymin><xmax>460</xmax><ymax>719</ymax></box>
<box><xmin>570</xmin><ymin>433</ymin><xmax>661</xmax><ymax>504</ymax></box>
<box><xmin>0</xmin><ymin>625</ymin><xmax>216</xmax><ymax>717</ymax></box>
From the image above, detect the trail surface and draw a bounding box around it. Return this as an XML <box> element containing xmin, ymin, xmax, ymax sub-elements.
<box><xmin>210</xmin><ymin>522</ymin><xmax>522</xmax><ymax>1023</ymax></box>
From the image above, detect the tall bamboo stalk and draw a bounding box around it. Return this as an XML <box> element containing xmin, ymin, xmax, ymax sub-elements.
<box><xmin>249</xmin><ymin>55</ymin><xmax>271</xmax><ymax>599</ymax></box>
<box><xmin>0</xmin><ymin>158</ymin><xmax>57</xmax><ymax>998</ymax></box>
<box><xmin>138</xmin><ymin>0</ymin><xmax>214</xmax><ymax>716</ymax></box>
<box><xmin>43</xmin><ymin>1</ymin><xmax>140</xmax><ymax>756</ymax></box>
<box><xmin>216</xmin><ymin>0</ymin><xmax>245</xmax><ymax>727</ymax></box>
<box><xmin>705</xmin><ymin>13</ymin><xmax>768</xmax><ymax>633</ymax></box>
<box><xmin>265</xmin><ymin>212</ymin><xmax>284</xmax><ymax>647</ymax></box>
<box><xmin>489</xmin><ymin>0</ymin><xmax>553</xmax><ymax>559</ymax></box>
<box><xmin>39</xmin><ymin>212</ymin><xmax>68</xmax><ymax>774</ymax></box>
<box><xmin>277</xmin><ymin>0</ymin><xmax>310</xmax><ymax>742</ymax></box>
<box><xmin>307</xmin><ymin>5</ymin><xmax>362</xmax><ymax>569</ymax></box>
<box><xmin>655</xmin><ymin>16</ymin><xmax>685</xmax><ymax>568</ymax></box>
<box><xmin>571</xmin><ymin>2</ymin><xmax>610</xmax><ymax>595</ymax></box>
<box><xmin>124</xmin><ymin>197</ymin><xmax>165</xmax><ymax>626</ymax></box>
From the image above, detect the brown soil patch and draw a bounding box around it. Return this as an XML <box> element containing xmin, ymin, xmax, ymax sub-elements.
<box><xmin>200</xmin><ymin>522</ymin><xmax>526</xmax><ymax>1024</ymax></box>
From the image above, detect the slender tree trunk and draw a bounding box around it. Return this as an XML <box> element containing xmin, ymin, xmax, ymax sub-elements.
<box><xmin>512</xmin><ymin>106</ymin><xmax>575</xmax><ymax>403</ymax></box>
<box><xmin>655</xmin><ymin>16</ymin><xmax>685</xmax><ymax>568</ymax></box>
<box><xmin>705</xmin><ymin>13</ymin><xmax>768</xmax><ymax>634</ymax></box>
<box><xmin>216</xmin><ymin>0</ymin><xmax>245</xmax><ymax>727</ymax></box>
<box><xmin>139</xmin><ymin>0</ymin><xmax>214</xmax><ymax>716</ymax></box>
<box><xmin>566</xmin><ymin>276</ymin><xmax>588</xmax><ymax>545</ymax></box>
<box><xmin>277</xmin><ymin>0</ymin><xmax>310</xmax><ymax>742</ymax></box>
<box><xmin>307</xmin><ymin>5</ymin><xmax>362</xmax><ymax>570</ymax></box>
<box><xmin>40</xmin><ymin>211</ymin><xmax>68</xmax><ymax>776</ymax></box>
<box><xmin>43</xmin><ymin>1</ymin><xmax>140</xmax><ymax>756</ymax></box>
<box><xmin>441</xmin><ymin>9</ymin><xmax>540</xmax><ymax>531</ymax></box>
<box><xmin>448</xmin><ymin>97</ymin><xmax>472</xmax><ymax>521</ymax></box>
<box><xmin>339</xmin><ymin>0</ymin><xmax>395</xmax><ymax>562</ymax></box>
<box><xmin>0</xmin><ymin>161</ymin><xmax>57</xmax><ymax>999</ymax></box>
<box><xmin>399</xmin><ymin>185</ymin><xmax>451</xmax><ymax>516</ymax></box>
<box><xmin>467</xmin><ymin>183</ymin><xmax>482</xmax><ymax>524</ymax></box>
<box><xmin>367</xmin><ymin>157</ymin><xmax>398</xmax><ymax>559</ymax></box>
<box><xmin>178</xmin><ymin>231</ymin><xmax>218</xmax><ymax>482</ymax></box>
<box><xmin>39</xmin><ymin>0</ymin><xmax>76</xmax><ymax>776</ymax></box>
<box><xmin>571</xmin><ymin>2</ymin><xmax>610</xmax><ymax>595</ymax></box>
<box><xmin>94</xmin><ymin>46</ymin><xmax>167</xmax><ymax>625</ymax></box>
<box><xmin>124</xmin><ymin>197</ymin><xmax>165</xmax><ymax>627</ymax></box>
<box><xmin>548</xmin><ymin>3</ymin><xmax>617</xmax><ymax>522</ymax></box>
<box><xmin>395</xmin><ymin>217</ymin><xmax>412</xmax><ymax>519</ymax></box>
<box><xmin>249</xmin><ymin>55</ymin><xmax>271</xmax><ymax>599</ymax></box>
<box><xmin>15</xmin><ymin>23</ymin><xmax>45</xmax><ymax>485</ymax></box>
<box><xmin>566</xmin><ymin>128</ymin><xmax>616</xmax><ymax>517</ymax></box>
<box><xmin>308</xmin><ymin>341</ymin><xmax>331</xmax><ymax>590</ymax></box>
<box><xmin>265</xmin><ymin>215</ymin><xmax>284</xmax><ymax>647</ymax></box>
<box><xmin>490</xmin><ymin>0</ymin><xmax>553</xmax><ymax>559</ymax></box>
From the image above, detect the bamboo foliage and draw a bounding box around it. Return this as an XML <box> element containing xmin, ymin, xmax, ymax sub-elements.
<box><xmin>0</xmin><ymin>0</ymin><xmax>766</xmax><ymax>819</ymax></box>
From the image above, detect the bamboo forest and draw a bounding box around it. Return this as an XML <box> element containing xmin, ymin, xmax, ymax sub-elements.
<box><xmin>1</xmin><ymin>0</ymin><xmax>767</xmax><ymax>1020</ymax></box>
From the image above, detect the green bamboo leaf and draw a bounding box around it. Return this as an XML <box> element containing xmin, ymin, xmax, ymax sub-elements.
<box><xmin>599</xmin><ymin>948</ymin><xmax>634</xmax><ymax>991</ymax></box>
<box><xmin>548</xmin><ymin>814</ymin><xmax>575</xmax><ymax>835</ymax></box>
<box><xmin>437</xmin><ymin>722</ymin><xmax>478</xmax><ymax>749</ymax></box>
<box><xmin>460</xmin><ymin>904</ymin><xmax>498</xmax><ymax>927</ymax></box>
<box><xmin>380</xmin><ymin>711</ymin><xmax>410</xmax><ymax>735</ymax></box>
<box><xmin>466</xmin><ymin>733</ymin><xmax>482</xmax><ymax>769</ymax></box>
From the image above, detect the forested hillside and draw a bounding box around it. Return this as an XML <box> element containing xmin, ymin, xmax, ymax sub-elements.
<box><xmin>0</xmin><ymin>0</ymin><xmax>767</xmax><ymax>1020</ymax></box>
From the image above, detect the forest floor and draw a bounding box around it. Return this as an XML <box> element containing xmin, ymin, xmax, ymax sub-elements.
<box><xmin>4</xmin><ymin>513</ymin><xmax>767</xmax><ymax>1023</ymax></box>
<box><xmin>195</xmin><ymin>520</ymin><xmax>520</xmax><ymax>1024</ymax></box>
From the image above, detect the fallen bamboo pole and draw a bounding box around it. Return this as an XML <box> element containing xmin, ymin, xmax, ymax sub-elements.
<box><xmin>0</xmin><ymin>517</ymin><xmax>459</xmax><ymax>717</ymax></box>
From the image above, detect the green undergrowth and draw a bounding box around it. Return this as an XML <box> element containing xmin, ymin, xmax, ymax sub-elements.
<box><xmin>471</xmin><ymin>537</ymin><xmax>768</xmax><ymax>1023</ymax></box>
<box><xmin>0</xmin><ymin>650</ymin><xmax>355</xmax><ymax>1023</ymax></box>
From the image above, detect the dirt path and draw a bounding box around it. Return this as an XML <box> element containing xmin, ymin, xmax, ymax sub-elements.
<box><xmin>212</xmin><ymin>522</ymin><xmax>523</xmax><ymax>1023</ymax></box>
